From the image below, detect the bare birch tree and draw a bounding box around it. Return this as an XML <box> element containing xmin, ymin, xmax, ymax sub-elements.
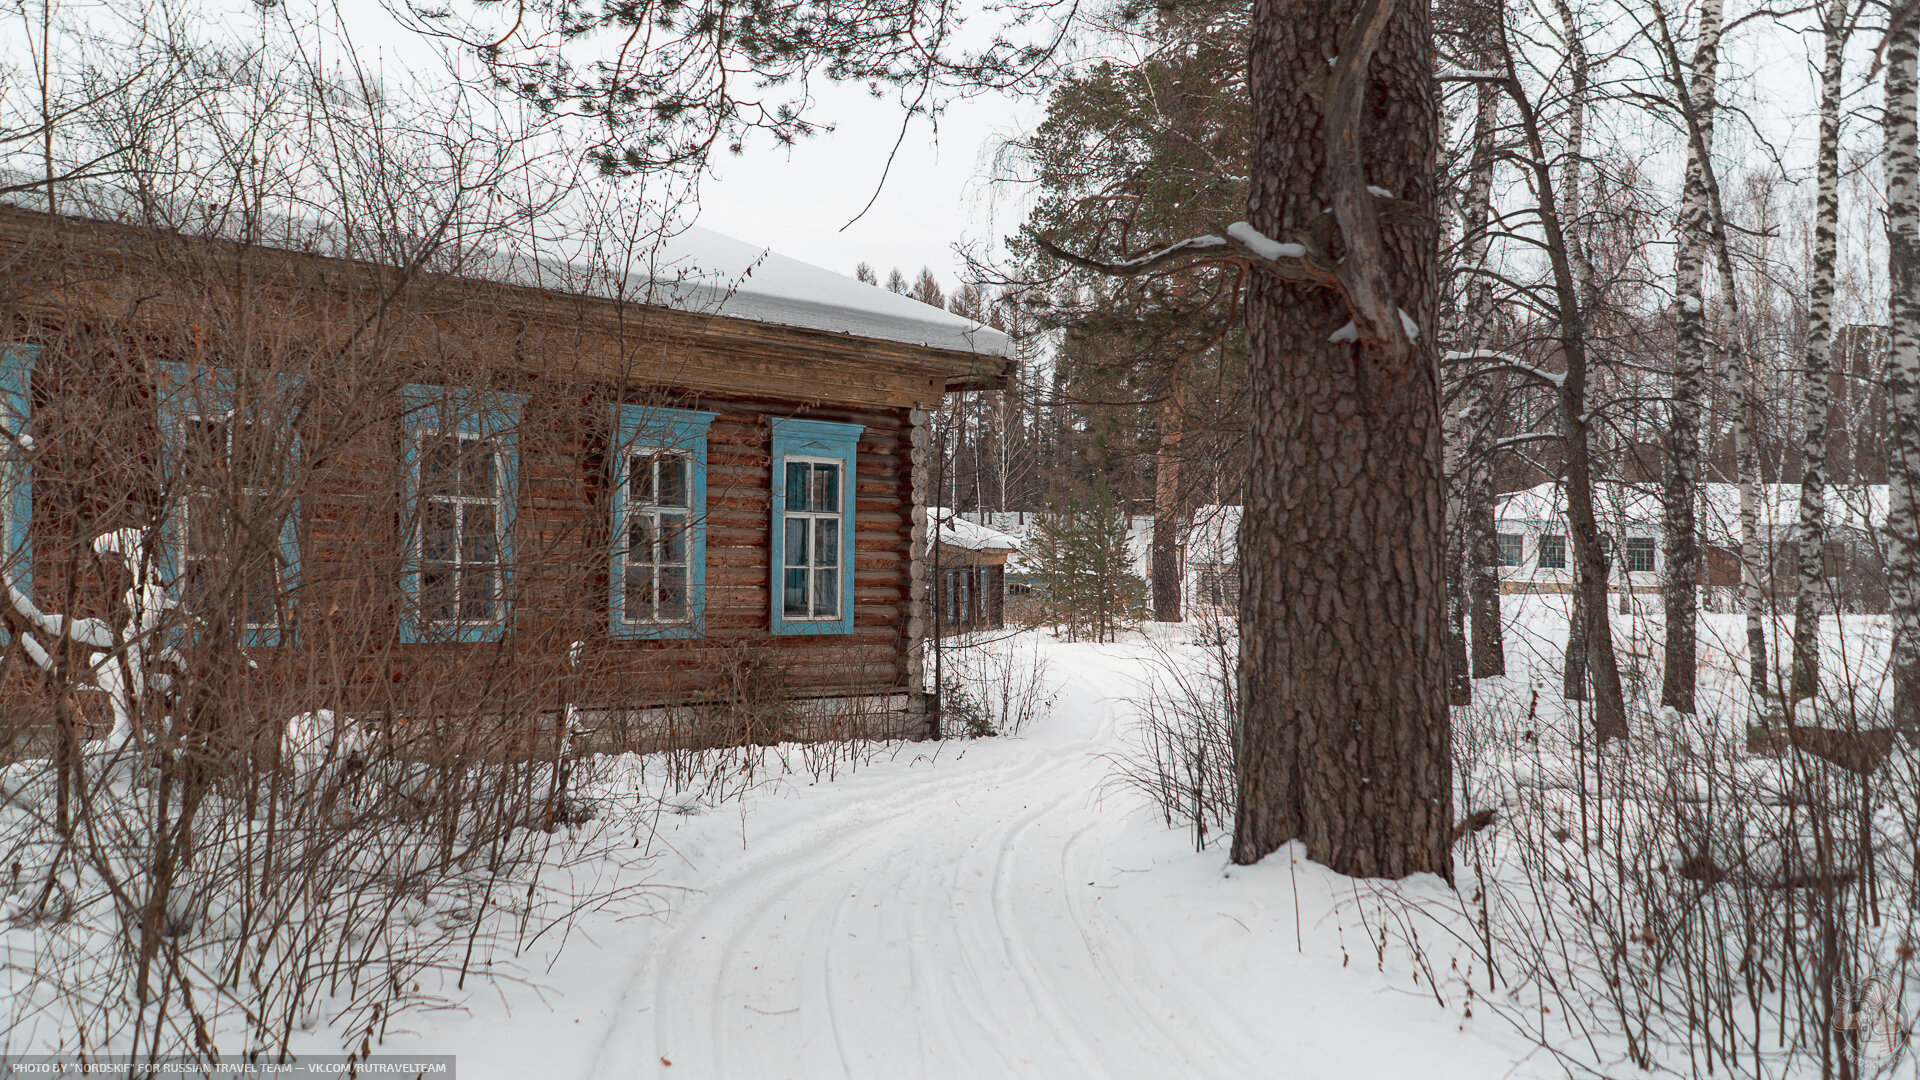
<box><xmin>1887</xmin><ymin>1</ymin><xmax>1920</xmax><ymax>733</ymax></box>
<box><xmin>1658</xmin><ymin>0</ymin><xmax>1723</xmax><ymax>717</ymax></box>
<box><xmin>1789</xmin><ymin>0</ymin><xmax>1854</xmax><ymax>704</ymax></box>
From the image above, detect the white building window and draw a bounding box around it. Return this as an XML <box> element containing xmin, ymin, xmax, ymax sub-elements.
<box><xmin>1496</xmin><ymin>532</ymin><xmax>1524</xmax><ymax>567</ymax></box>
<box><xmin>1536</xmin><ymin>533</ymin><xmax>1566</xmax><ymax>569</ymax></box>
<box><xmin>1625</xmin><ymin>537</ymin><xmax>1656</xmax><ymax>572</ymax></box>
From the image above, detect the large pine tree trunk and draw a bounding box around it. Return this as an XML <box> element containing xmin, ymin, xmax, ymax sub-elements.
<box><xmin>1886</xmin><ymin>11</ymin><xmax>1920</xmax><ymax>733</ymax></box>
<box><xmin>1661</xmin><ymin>0</ymin><xmax>1723</xmax><ymax>715</ymax></box>
<box><xmin>1151</xmin><ymin>377</ymin><xmax>1187</xmax><ymax>622</ymax></box>
<box><xmin>1233</xmin><ymin>0</ymin><xmax>1453</xmax><ymax>878</ymax></box>
<box><xmin>1790</xmin><ymin>0</ymin><xmax>1850</xmax><ymax>703</ymax></box>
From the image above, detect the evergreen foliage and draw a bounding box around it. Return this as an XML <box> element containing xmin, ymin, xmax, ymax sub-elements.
<box><xmin>1028</xmin><ymin>479</ymin><xmax>1145</xmax><ymax>643</ymax></box>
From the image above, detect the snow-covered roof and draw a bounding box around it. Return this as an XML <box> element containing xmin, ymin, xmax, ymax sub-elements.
<box><xmin>0</xmin><ymin>180</ymin><xmax>1010</xmax><ymax>358</ymax></box>
<box><xmin>929</xmin><ymin>508</ymin><xmax>1022</xmax><ymax>553</ymax></box>
<box><xmin>604</xmin><ymin>226</ymin><xmax>1010</xmax><ymax>357</ymax></box>
<box><xmin>1496</xmin><ymin>480</ymin><xmax>1889</xmax><ymax>546</ymax></box>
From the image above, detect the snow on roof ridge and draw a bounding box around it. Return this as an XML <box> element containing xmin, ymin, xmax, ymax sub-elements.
<box><xmin>929</xmin><ymin>507</ymin><xmax>1022</xmax><ymax>552</ymax></box>
<box><xmin>605</xmin><ymin>224</ymin><xmax>1011</xmax><ymax>357</ymax></box>
<box><xmin>1495</xmin><ymin>479</ymin><xmax>1890</xmax><ymax>543</ymax></box>
<box><xmin>0</xmin><ymin>177</ymin><xmax>1011</xmax><ymax>358</ymax></box>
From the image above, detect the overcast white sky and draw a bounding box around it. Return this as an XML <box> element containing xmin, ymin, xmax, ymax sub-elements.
<box><xmin>693</xmin><ymin>81</ymin><xmax>1040</xmax><ymax>297</ymax></box>
<box><xmin>291</xmin><ymin>0</ymin><xmax>1043</xmax><ymax>298</ymax></box>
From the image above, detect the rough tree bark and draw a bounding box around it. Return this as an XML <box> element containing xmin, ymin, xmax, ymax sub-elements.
<box><xmin>1232</xmin><ymin>0</ymin><xmax>1453</xmax><ymax>878</ymax></box>
<box><xmin>1151</xmin><ymin>374</ymin><xmax>1188</xmax><ymax>622</ymax></box>
<box><xmin>1467</xmin><ymin>466</ymin><xmax>1505</xmax><ymax>676</ymax></box>
<box><xmin>1887</xmin><ymin>6</ymin><xmax>1920</xmax><ymax>733</ymax></box>
<box><xmin>1789</xmin><ymin>0</ymin><xmax>1851</xmax><ymax>704</ymax></box>
<box><xmin>1660</xmin><ymin>0</ymin><xmax>1723</xmax><ymax>715</ymax></box>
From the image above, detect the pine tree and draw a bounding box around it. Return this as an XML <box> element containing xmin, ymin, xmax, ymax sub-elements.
<box><xmin>885</xmin><ymin>267</ymin><xmax>909</xmax><ymax>294</ymax></box>
<box><xmin>855</xmin><ymin>262</ymin><xmax>878</xmax><ymax>285</ymax></box>
<box><xmin>1012</xmin><ymin>7</ymin><xmax>1252</xmax><ymax>623</ymax></box>
<box><xmin>1029</xmin><ymin>480</ymin><xmax>1145</xmax><ymax>643</ymax></box>
<box><xmin>1231</xmin><ymin>0</ymin><xmax>1452</xmax><ymax>877</ymax></box>
<box><xmin>910</xmin><ymin>267</ymin><xmax>945</xmax><ymax>308</ymax></box>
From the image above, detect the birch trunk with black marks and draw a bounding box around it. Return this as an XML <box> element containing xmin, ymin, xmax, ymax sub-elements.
<box><xmin>1738</xmin><ymin>351</ymin><xmax>1768</xmax><ymax>700</ymax></box>
<box><xmin>1554</xmin><ymin>0</ymin><xmax>1599</xmax><ymax>694</ymax></box>
<box><xmin>1443</xmin><ymin>79</ymin><xmax>1505</xmax><ymax>691</ymax></box>
<box><xmin>1661</xmin><ymin>0</ymin><xmax>1723</xmax><ymax>716</ymax></box>
<box><xmin>1790</xmin><ymin>0</ymin><xmax>1851</xmax><ymax>704</ymax></box>
<box><xmin>1669</xmin><ymin>0</ymin><xmax>1761</xmax><ymax>708</ymax></box>
<box><xmin>1886</xmin><ymin>9</ymin><xmax>1920</xmax><ymax>733</ymax></box>
<box><xmin>1233</xmin><ymin>0</ymin><xmax>1453</xmax><ymax>878</ymax></box>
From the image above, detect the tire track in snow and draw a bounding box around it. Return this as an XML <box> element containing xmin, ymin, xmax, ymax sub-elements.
<box><xmin>586</xmin><ymin>654</ymin><xmax>1265</xmax><ymax>1080</ymax></box>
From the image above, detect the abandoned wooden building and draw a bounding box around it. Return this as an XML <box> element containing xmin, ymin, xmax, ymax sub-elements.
<box><xmin>0</xmin><ymin>193</ymin><xmax>1012</xmax><ymax>746</ymax></box>
<box><xmin>929</xmin><ymin>508</ymin><xmax>1021</xmax><ymax>633</ymax></box>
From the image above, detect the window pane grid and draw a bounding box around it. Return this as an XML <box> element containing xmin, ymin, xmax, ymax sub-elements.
<box><xmin>1537</xmin><ymin>534</ymin><xmax>1566</xmax><ymax>570</ymax></box>
<box><xmin>183</xmin><ymin>417</ymin><xmax>282</xmax><ymax>632</ymax></box>
<box><xmin>622</xmin><ymin>451</ymin><xmax>692</xmax><ymax>625</ymax></box>
<box><xmin>782</xmin><ymin>460</ymin><xmax>842</xmax><ymax>620</ymax></box>
<box><xmin>1625</xmin><ymin>537</ymin><xmax>1656</xmax><ymax>572</ymax></box>
<box><xmin>420</xmin><ymin>432</ymin><xmax>504</xmax><ymax>627</ymax></box>
<box><xmin>1496</xmin><ymin>533</ymin><xmax>1524</xmax><ymax>568</ymax></box>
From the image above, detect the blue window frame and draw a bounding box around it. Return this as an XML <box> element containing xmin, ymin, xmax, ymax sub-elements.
<box><xmin>610</xmin><ymin>403</ymin><xmax>716</xmax><ymax>639</ymax></box>
<box><xmin>769</xmin><ymin>417</ymin><xmax>862</xmax><ymax>636</ymax></box>
<box><xmin>400</xmin><ymin>385</ymin><xmax>527</xmax><ymax>643</ymax></box>
<box><xmin>155</xmin><ymin>361</ymin><xmax>302</xmax><ymax>647</ymax></box>
<box><xmin>0</xmin><ymin>345</ymin><xmax>33</xmax><ymax>639</ymax></box>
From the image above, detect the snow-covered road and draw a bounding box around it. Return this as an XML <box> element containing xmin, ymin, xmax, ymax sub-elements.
<box><xmin>381</xmin><ymin>639</ymin><xmax>1542</xmax><ymax>1079</ymax></box>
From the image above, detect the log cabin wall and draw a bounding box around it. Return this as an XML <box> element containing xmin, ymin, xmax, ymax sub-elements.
<box><xmin>0</xmin><ymin>206</ymin><xmax>1005</xmax><ymax>747</ymax></box>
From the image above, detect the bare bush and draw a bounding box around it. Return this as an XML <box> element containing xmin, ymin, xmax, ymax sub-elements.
<box><xmin>1110</xmin><ymin>617</ymin><xmax>1236</xmax><ymax>851</ymax></box>
<box><xmin>935</xmin><ymin>629</ymin><xmax>1054</xmax><ymax>738</ymax></box>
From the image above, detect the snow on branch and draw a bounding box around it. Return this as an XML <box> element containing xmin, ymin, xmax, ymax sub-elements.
<box><xmin>1224</xmin><ymin>221</ymin><xmax>1306</xmax><ymax>261</ymax></box>
<box><xmin>2</xmin><ymin>527</ymin><xmax>177</xmax><ymax>750</ymax></box>
<box><xmin>1443</xmin><ymin>350</ymin><xmax>1566</xmax><ymax>388</ymax></box>
<box><xmin>1027</xmin><ymin>225</ymin><xmax>1328</xmax><ymax>286</ymax></box>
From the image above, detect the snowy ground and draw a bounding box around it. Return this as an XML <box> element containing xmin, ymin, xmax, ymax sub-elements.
<box><xmin>341</xmin><ymin>632</ymin><xmax>1555</xmax><ymax>1079</ymax></box>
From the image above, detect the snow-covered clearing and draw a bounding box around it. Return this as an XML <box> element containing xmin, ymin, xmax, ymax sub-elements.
<box><xmin>351</xmin><ymin>634</ymin><xmax>1547</xmax><ymax>1079</ymax></box>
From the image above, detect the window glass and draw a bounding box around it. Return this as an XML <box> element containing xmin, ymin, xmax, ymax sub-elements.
<box><xmin>419</xmin><ymin>431</ymin><xmax>504</xmax><ymax>627</ymax></box>
<box><xmin>781</xmin><ymin>460</ymin><xmax>843</xmax><ymax>619</ymax></box>
<box><xmin>1537</xmin><ymin>534</ymin><xmax>1566</xmax><ymax>569</ymax></box>
<box><xmin>622</xmin><ymin>450</ymin><xmax>695</xmax><ymax>624</ymax></box>
<box><xmin>1496</xmin><ymin>533</ymin><xmax>1524</xmax><ymax>567</ymax></box>
<box><xmin>1626</xmin><ymin>537</ymin><xmax>1656</xmax><ymax>572</ymax></box>
<box><xmin>183</xmin><ymin>417</ymin><xmax>283</xmax><ymax>633</ymax></box>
